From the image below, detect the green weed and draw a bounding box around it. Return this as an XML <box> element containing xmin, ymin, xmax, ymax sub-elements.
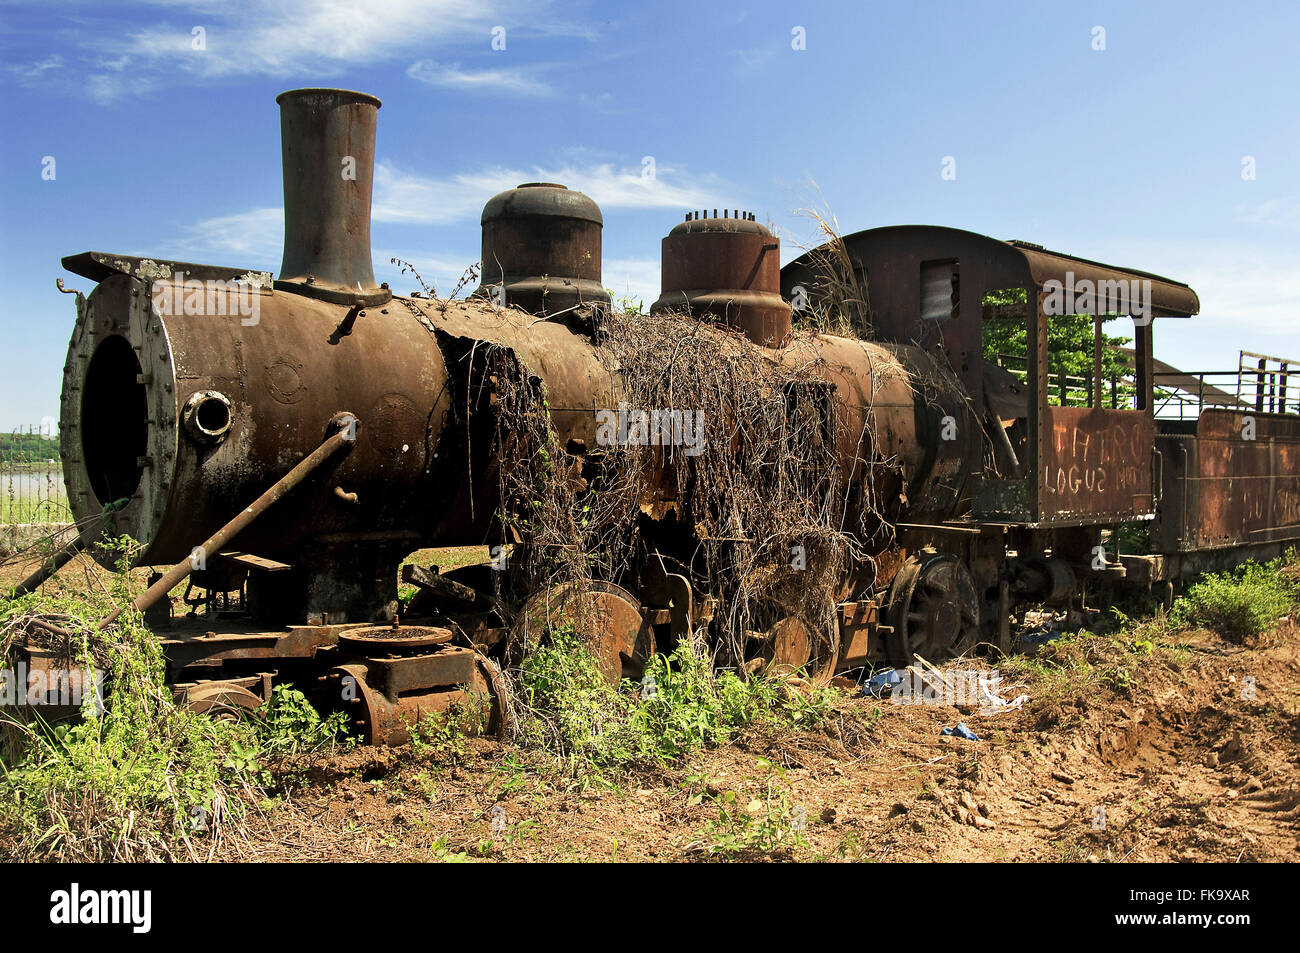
<box><xmin>1170</xmin><ymin>557</ymin><xmax>1298</xmax><ymax>642</ymax></box>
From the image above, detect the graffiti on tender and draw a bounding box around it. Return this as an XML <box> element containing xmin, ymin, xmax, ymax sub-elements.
<box><xmin>1043</xmin><ymin>407</ymin><xmax>1152</xmax><ymax>517</ymax></box>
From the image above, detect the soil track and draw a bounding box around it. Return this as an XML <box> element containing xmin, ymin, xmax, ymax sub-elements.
<box><xmin>214</xmin><ymin>621</ymin><xmax>1300</xmax><ymax>863</ymax></box>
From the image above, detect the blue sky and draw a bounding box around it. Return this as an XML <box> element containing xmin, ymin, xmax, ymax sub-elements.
<box><xmin>2</xmin><ymin>0</ymin><xmax>1297</xmax><ymax>429</ymax></box>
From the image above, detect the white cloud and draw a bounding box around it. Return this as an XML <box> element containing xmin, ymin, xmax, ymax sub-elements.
<box><xmin>371</xmin><ymin>164</ymin><xmax>517</xmax><ymax>225</ymax></box>
<box><xmin>16</xmin><ymin>0</ymin><xmax>584</xmax><ymax>102</ymax></box>
<box><xmin>165</xmin><ymin>203</ymin><xmax>662</xmax><ymax>307</ymax></box>
<box><xmin>1236</xmin><ymin>197</ymin><xmax>1300</xmax><ymax>229</ymax></box>
<box><xmin>1181</xmin><ymin>256</ymin><xmax>1300</xmax><ymax>335</ymax></box>
<box><xmin>174</xmin><ymin>207</ymin><xmax>284</xmax><ymax>265</ymax></box>
<box><xmin>407</xmin><ymin>59</ymin><xmax>553</xmax><ymax>96</ymax></box>
<box><xmin>121</xmin><ymin>0</ymin><xmax>504</xmax><ymax>79</ymax></box>
<box><xmin>1105</xmin><ymin>237</ymin><xmax>1300</xmax><ymax>377</ymax></box>
<box><xmin>166</xmin><ymin>155</ymin><xmax>718</xmax><ymax>265</ymax></box>
<box><xmin>6</xmin><ymin>54</ymin><xmax>65</xmax><ymax>85</ymax></box>
<box><xmin>372</xmin><ymin>160</ymin><xmax>721</xmax><ymax>225</ymax></box>
<box><xmin>84</xmin><ymin>72</ymin><xmax>155</xmax><ymax>105</ymax></box>
<box><xmin>732</xmin><ymin>47</ymin><xmax>777</xmax><ymax>73</ymax></box>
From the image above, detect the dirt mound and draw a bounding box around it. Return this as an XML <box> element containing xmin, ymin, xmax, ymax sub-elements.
<box><xmin>206</xmin><ymin>620</ymin><xmax>1300</xmax><ymax>862</ymax></box>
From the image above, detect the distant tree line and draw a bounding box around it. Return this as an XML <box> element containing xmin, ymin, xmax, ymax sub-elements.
<box><xmin>0</xmin><ymin>432</ymin><xmax>60</xmax><ymax>465</ymax></box>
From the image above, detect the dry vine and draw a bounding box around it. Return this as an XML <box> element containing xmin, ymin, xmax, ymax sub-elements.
<box><xmin>488</xmin><ymin>305</ymin><xmax>884</xmax><ymax>679</ymax></box>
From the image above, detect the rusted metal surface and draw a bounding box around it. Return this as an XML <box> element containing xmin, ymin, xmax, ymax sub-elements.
<box><xmin>274</xmin><ymin>89</ymin><xmax>390</xmax><ymax>307</ymax></box>
<box><xmin>781</xmin><ymin>225</ymin><xmax>1199</xmax><ymax>355</ymax></box>
<box><xmin>758</xmin><ymin>616</ymin><xmax>814</xmax><ymax>674</ymax></box>
<box><xmin>1012</xmin><ymin>556</ymin><xmax>1076</xmax><ymax>604</ymax></box>
<box><xmin>1155</xmin><ymin>409</ymin><xmax>1300</xmax><ymax>551</ymax></box>
<box><xmin>365</xmin><ymin>646</ymin><xmax>478</xmax><ymax>697</ymax></box>
<box><xmin>474</xmin><ymin>182</ymin><xmax>609</xmax><ymax>314</ymax></box>
<box><xmin>514</xmin><ymin>582</ymin><xmax>653</xmax><ymax>683</ymax></box>
<box><xmin>652</xmin><ymin>212</ymin><xmax>791</xmax><ymax>347</ymax></box>
<box><xmin>836</xmin><ymin>600</ymin><xmax>877</xmax><ymax>667</ymax></box>
<box><xmin>400</xmin><ymin>563</ymin><xmax>481</xmax><ymax>606</ymax></box>
<box><xmin>99</xmin><ymin>426</ymin><xmax>357</xmax><ymax>628</ymax></box>
<box><xmin>324</xmin><ymin>623</ymin><xmax>499</xmax><ymax>745</ymax></box>
<box><xmin>402</xmin><ymin>296</ymin><xmax>616</xmax><ymax>544</ymax></box>
<box><xmin>329</xmin><ymin>660</ymin><xmax>491</xmax><ymax>746</ymax></box>
<box><xmin>160</xmin><ymin>621</ymin><xmax>353</xmax><ymax>672</ymax></box>
<box><xmin>1039</xmin><ymin>406</ymin><xmax>1154</xmax><ymax>523</ymax></box>
<box><xmin>63</xmin><ymin>252</ymin><xmax>271</xmax><ymax>287</ymax></box>
<box><xmin>182</xmin><ymin>680</ymin><xmax>266</xmax><ymax>718</ymax></box>
<box><xmin>777</xmin><ymin>334</ymin><xmax>978</xmax><ymax>524</ymax></box>
<box><xmin>59</xmin><ymin>265</ymin><xmax>454</xmax><ymax>623</ymax></box>
<box><xmin>338</xmin><ymin>623</ymin><xmax>453</xmax><ymax>653</ymax></box>
<box><xmin>884</xmin><ymin>552</ymin><xmax>979</xmax><ymax>665</ymax></box>
<box><xmin>783</xmin><ymin>225</ymin><xmax>1197</xmax><ymax>531</ymax></box>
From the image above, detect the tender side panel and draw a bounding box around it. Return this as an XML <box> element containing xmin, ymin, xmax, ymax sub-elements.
<box><xmin>1039</xmin><ymin>406</ymin><xmax>1153</xmax><ymax>523</ymax></box>
<box><xmin>1188</xmin><ymin>409</ymin><xmax>1300</xmax><ymax>549</ymax></box>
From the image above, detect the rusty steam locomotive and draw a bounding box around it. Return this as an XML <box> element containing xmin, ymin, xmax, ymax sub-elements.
<box><xmin>38</xmin><ymin>88</ymin><xmax>1300</xmax><ymax>743</ymax></box>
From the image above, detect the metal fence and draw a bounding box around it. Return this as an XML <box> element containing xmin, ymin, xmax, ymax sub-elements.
<box><xmin>1</xmin><ymin>425</ymin><xmax>69</xmax><ymax>536</ymax></box>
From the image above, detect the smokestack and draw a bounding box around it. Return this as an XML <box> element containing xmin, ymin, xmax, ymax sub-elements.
<box><xmin>275</xmin><ymin>88</ymin><xmax>390</xmax><ymax>307</ymax></box>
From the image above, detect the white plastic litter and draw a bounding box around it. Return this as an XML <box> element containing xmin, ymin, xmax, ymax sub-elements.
<box><xmin>977</xmin><ymin>679</ymin><xmax>1029</xmax><ymax>716</ymax></box>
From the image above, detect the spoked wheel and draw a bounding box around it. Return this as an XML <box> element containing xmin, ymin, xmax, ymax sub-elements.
<box><xmin>184</xmin><ymin>681</ymin><xmax>265</xmax><ymax>722</ymax></box>
<box><xmin>885</xmin><ymin>553</ymin><xmax>980</xmax><ymax>666</ymax></box>
<box><xmin>745</xmin><ymin>603</ymin><xmax>839</xmax><ymax>684</ymax></box>
<box><xmin>510</xmin><ymin>581</ymin><xmax>655</xmax><ymax>684</ymax></box>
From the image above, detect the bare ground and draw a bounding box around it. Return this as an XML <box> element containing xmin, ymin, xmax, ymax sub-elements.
<box><xmin>213</xmin><ymin>622</ymin><xmax>1300</xmax><ymax>863</ymax></box>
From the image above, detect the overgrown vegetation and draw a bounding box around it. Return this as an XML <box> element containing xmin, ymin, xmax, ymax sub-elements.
<box><xmin>515</xmin><ymin>629</ymin><xmax>836</xmax><ymax>776</ymax></box>
<box><xmin>488</xmin><ymin>301</ymin><xmax>886</xmax><ymax>680</ymax></box>
<box><xmin>1002</xmin><ymin>553</ymin><xmax>1300</xmax><ymax>702</ymax></box>
<box><xmin>0</xmin><ymin>537</ymin><xmax>347</xmax><ymax>861</ymax></box>
<box><xmin>1169</xmin><ymin>555</ymin><xmax>1299</xmax><ymax>642</ymax></box>
<box><xmin>1000</xmin><ymin>626</ymin><xmax>1157</xmax><ymax>702</ymax></box>
<box><xmin>789</xmin><ymin>203</ymin><xmax>873</xmax><ymax>338</ymax></box>
<box><xmin>688</xmin><ymin>758</ymin><xmax>811</xmax><ymax>857</ymax></box>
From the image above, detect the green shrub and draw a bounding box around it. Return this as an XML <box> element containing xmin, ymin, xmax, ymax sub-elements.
<box><xmin>0</xmin><ymin>611</ymin><xmax>263</xmax><ymax>860</ymax></box>
<box><xmin>0</xmin><ymin>539</ymin><xmax>347</xmax><ymax>860</ymax></box>
<box><xmin>407</xmin><ymin>694</ymin><xmax>492</xmax><ymax>763</ymax></box>
<box><xmin>518</xmin><ymin>632</ymin><xmax>837</xmax><ymax>774</ymax></box>
<box><xmin>691</xmin><ymin>758</ymin><xmax>810</xmax><ymax>857</ymax></box>
<box><xmin>518</xmin><ymin>630</ymin><xmax>644</xmax><ymax>768</ymax></box>
<box><xmin>1170</xmin><ymin>558</ymin><xmax>1298</xmax><ymax>642</ymax></box>
<box><xmin>256</xmin><ymin>684</ymin><xmax>349</xmax><ymax>757</ymax></box>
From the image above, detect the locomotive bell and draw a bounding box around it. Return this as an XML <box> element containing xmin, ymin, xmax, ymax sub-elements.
<box><xmin>651</xmin><ymin>211</ymin><xmax>792</xmax><ymax>347</ymax></box>
<box><xmin>473</xmin><ymin>182</ymin><xmax>610</xmax><ymax>315</ymax></box>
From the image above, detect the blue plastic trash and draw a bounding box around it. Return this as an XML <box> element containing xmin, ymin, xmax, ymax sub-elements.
<box><xmin>864</xmin><ymin>669</ymin><xmax>902</xmax><ymax>698</ymax></box>
<box><xmin>941</xmin><ymin>722</ymin><xmax>980</xmax><ymax>741</ymax></box>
